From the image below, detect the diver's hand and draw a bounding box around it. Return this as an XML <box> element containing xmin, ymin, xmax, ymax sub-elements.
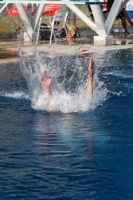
<box><xmin>40</xmin><ymin>71</ymin><xmax>52</xmax><ymax>92</ymax></box>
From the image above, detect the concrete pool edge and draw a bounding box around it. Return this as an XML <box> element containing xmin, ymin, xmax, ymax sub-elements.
<box><xmin>0</xmin><ymin>42</ymin><xmax>133</xmax><ymax>64</ymax></box>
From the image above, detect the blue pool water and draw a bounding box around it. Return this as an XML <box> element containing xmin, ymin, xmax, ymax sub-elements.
<box><xmin>0</xmin><ymin>49</ymin><xmax>133</xmax><ymax>199</ymax></box>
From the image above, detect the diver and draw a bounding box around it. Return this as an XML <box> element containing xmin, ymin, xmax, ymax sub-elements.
<box><xmin>40</xmin><ymin>57</ymin><xmax>95</xmax><ymax>112</ymax></box>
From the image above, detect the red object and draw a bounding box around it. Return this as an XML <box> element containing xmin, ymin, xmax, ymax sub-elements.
<box><xmin>103</xmin><ymin>0</ymin><xmax>107</xmax><ymax>10</ymax></box>
<box><xmin>67</xmin><ymin>25</ymin><xmax>78</xmax><ymax>39</ymax></box>
<box><xmin>102</xmin><ymin>0</ymin><xmax>126</xmax><ymax>11</ymax></box>
<box><xmin>6</xmin><ymin>5</ymin><xmax>28</xmax><ymax>16</ymax></box>
<box><xmin>43</xmin><ymin>4</ymin><xmax>60</xmax><ymax>16</ymax></box>
<box><xmin>6</xmin><ymin>4</ymin><xmax>60</xmax><ymax>17</ymax></box>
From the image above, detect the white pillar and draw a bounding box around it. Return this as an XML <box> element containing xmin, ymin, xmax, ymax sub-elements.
<box><xmin>90</xmin><ymin>0</ymin><xmax>106</xmax><ymax>35</ymax></box>
<box><xmin>105</xmin><ymin>0</ymin><xmax>128</xmax><ymax>35</ymax></box>
<box><xmin>119</xmin><ymin>0</ymin><xmax>129</xmax><ymax>14</ymax></box>
<box><xmin>0</xmin><ymin>4</ymin><xmax>13</xmax><ymax>19</ymax></box>
<box><xmin>32</xmin><ymin>4</ymin><xmax>46</xmax><ymax>31</ymax></box>
<box><xmin>15</xmin><ymin>3</ymin><xmax>34</xmax><ymax>41</ymax></box>
<box><xmin>66</xmin><ymin>4</ymin><xmax>98</xmax><ymax>33</ymax></box>
<box><xmin>91</xmin><ymin>0</ymin><xmax>114</xmax><ymax>45</ymax></box>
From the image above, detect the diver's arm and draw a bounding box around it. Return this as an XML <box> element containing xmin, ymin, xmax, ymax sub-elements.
<box><xmin>85</xmin><ymin>74</ymin><xmax>93</xmax><ymax>98</ymax></box>
<box><xmin>44</xmin><ymin>87</ymin><xmax>52</xmax><ymax>113</ymax></box>
<box><xmin>85</xmin><ymin>57</ymin><xmax>95</xmax><ymax>98</ymax></box>
<box><xmin>40</xmin><ymin>72</ymin><xmax>52</xmax><ymax>112</ymax></box>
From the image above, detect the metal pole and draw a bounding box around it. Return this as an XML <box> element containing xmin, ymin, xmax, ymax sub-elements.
<box><xmin>67</xmin><ymin>7</ymin><xmax>70</xmax><ymax>24</ymax></box>
<box><xmin>73</xmin><ymin>12</ymin><xmax>76</xmax><ymax>25</ymax></box>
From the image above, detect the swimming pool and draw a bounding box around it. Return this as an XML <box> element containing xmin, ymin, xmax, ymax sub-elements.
<box><xmin>0</xmin><ymin>49</ymin><xmax>133</xmax><ymax>199</ymax></box>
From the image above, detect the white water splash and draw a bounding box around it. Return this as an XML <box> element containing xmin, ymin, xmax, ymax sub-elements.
<box><xmin>0</xmin><ymin>91</ymin><xmax>30</xmax><ymax>100</ymax></box>
<box><xmin>33</xmin><ymin>90</ymin><xmax>93</xmax><ymax>113</ymax></box>
<box><xmin>104</xmin><ymin>72</ymin><xmax>133</xmax><ymax>79</ymax></box>
<box><xmin>20</xmin><ymin>51</ymin><xmax>108</xmax><ymax>113</ymax></box>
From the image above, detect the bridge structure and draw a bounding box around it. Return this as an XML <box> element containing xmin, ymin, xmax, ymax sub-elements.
<box><xmin>0</xmin><ymin>0</ymin><xmax>130</xmax><ymax>45</ymax></box>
